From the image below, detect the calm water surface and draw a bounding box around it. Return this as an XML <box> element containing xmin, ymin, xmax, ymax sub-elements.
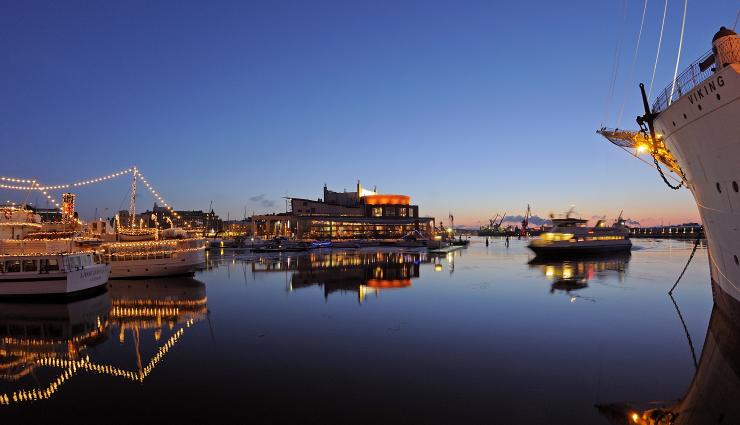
<box><xmin>0</xmin><ymin>238</ymin><xmax>715</xmax><ymax>424</ymax></box>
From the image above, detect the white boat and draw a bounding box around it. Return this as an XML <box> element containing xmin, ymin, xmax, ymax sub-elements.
<box><xmin>601</xmin><ymin>27</ymin><xmax>740</xmax><ymax>308</ymax></box>
<box><xmin>0</xmin><ymin>207</ymin><xmax>110</xmax><ymax>297</ymax></box>
<box><xmin>101</xmin><ymin>233</ymin><xmax>206</xmax><ymax>278</ymax></box>
<box><xmin>528</xmin><ymin>216</ymin><xmax>631</xmax><ymax>256</ymax></box>
<box><xmin>0</xmin><ymin>247</ymin><xmax>110</xmax><ymax>297</ymax></box>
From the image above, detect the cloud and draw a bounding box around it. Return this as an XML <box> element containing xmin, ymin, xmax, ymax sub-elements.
<box><xmin>250</xmin><ymin>194</ymin><xmax>276</xmax><ymax>209</ymax></box>
<box><xmin>502</xmin><ymin>215</ymin><xmax>552</xmax><ymax>226</ymax></box>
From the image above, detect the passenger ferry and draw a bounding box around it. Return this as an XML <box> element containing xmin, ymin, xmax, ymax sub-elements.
<box><xmin>0</xmin><ymin>207</ymin><xmax>110</xmax><ymax>297</ymax></box>
<box><xmin>528</xmin><ymin>216</ymin><xmax>632</xmax><ymax>256</ymax></box>
<box><xmin>101</xmin><ymin>228</ymin><xmax>206</xmax><ymax>278</ymax></box>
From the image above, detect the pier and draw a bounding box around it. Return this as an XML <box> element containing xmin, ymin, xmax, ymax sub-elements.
<box><xmin>628</xmin><ymin>224</ymin><xmax>704</xmax><ymax>239</ymax></box>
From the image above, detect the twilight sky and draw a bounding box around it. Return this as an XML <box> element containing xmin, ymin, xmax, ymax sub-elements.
<box><xmin>1</xmin><ymin>1</ymin><xmax>736</xmax><ymax>226</ymax></box>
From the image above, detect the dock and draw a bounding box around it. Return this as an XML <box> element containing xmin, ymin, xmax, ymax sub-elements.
<box><xmin>428</xmin><ymin>245</ymin><xmax>465</xmax><ymax>255</ymax></box>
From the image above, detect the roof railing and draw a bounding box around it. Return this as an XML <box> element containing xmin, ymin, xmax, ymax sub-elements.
<box><xmin>652</xmin><ymin>48</ymin><xmax>715</xmax><ymax>113</ymax></box>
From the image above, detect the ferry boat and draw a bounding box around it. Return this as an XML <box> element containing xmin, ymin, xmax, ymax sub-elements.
<box><xmin>0</xmin><ymin>207</ymin><xmax>110</xmax><ymax>297</ymax></box>
<box><xmin>101</xmin><ymin>229</ymin><xmax>206</xmax><ymax>278</ymax></box>
<box><xmin>527</xmin><ymin>216</ymin><xmax>631</xmax><ymax>256</ymax></box>
<box><xmin>600</xmin><ymin>26</ymin><xmax>740</xmax><ymax>308</ymax></box>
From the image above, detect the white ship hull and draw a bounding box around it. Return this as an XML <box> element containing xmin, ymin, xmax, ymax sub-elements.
<box><xmin>654</xmin><ymin>63</ymin><xmax>740</xmax><ymax>305</ymax></box>
<box><xmin>0</xmin><ymin>263</ymin><xmax>110</xmax><ymax>297</ymax></box>
<box><xmin>109</xmin><ymin>248</ymin><xmax>205</xmax><ymax>278</ymax></box>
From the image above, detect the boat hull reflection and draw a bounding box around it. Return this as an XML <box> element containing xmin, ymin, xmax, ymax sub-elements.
<box><xmin>529</xmin><ymin>252</ymin><xmax>630</xmax><ymax>294</ymax></box>
<box><xmin>598</xmin><ymin>282</ymin><xmax>740</xmax><ymax>424</ymax></box>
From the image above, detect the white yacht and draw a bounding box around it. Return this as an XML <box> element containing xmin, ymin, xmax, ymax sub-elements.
<box><xmin>0</xmin><ymin>207</ymin><xmax>110</xmax><ymax>297</ymax></box>
<box><xmin>600</xmin><ymin>26</ymin><xmax>740</xmax><ymax>308</ymax></box>
<box><xmin>528</xmin><ymin>216</ymin><xmax>631</xmax><ymax>256</ymax></box>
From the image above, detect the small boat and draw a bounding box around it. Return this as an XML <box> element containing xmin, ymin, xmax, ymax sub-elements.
<box><xmin>309</xmin><ymin>240</ymin><xmax>332</xmax><ymax>249</ymax></box>
<box><xmin>252</xmin><ymin>245</ymin><xmax>308</xmax><ymax>253</ymax></box>
<box><xmin>528</xmin><ymin>216</ymin><xmax>631</xmax><ymax>257</ymax></box>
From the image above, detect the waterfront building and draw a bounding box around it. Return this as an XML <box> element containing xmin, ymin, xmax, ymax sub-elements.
<box><xmin>250</xmin><ymin>182</ymin><xmax>435</xmax><ymax>239</ymax></box>
<box><xmin>141</xmin><ymin>203</ymin><xmax>223</xmax><ymax>233</ymax></box>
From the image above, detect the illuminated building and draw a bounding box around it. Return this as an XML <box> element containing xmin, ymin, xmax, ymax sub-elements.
<box><xmin>250</xmin><ymin>182</ymin><xmax>435</xmax><ymax>239</ymax></box>
<box><xmin>141</xmin><ymin>203</ymin><xmax>223</xmax><ymax>233</ymax></box>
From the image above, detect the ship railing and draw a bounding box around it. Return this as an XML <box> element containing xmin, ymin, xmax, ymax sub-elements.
<box><xmin>652</xmin><ymin>48</ymin><xmax>715</xmax><ymax>113</ymax></box>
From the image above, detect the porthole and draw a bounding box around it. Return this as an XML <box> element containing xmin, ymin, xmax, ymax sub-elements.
<box><xmin>698</xmin><ymin>104</ymin><xmax>703</xmax><ymax>111</ymax></box>
<box><xmin>683</xmin><ymin>113</ymin><xmax>687</xmax><ymax>119</ymax></box>
<box><xmin>717</xmin><ymin>182</ymin><xmax>722</xmax><ymax>193</ymax></box>
<box><xmin>734</xmin><ymin>181</ymin><xmax>739</xmax><ymax>192</ymax></box>
<box><xmin>735</xmin><ymin>255</ymin><xmax>739</xmax><ymax>265</ymax></box>
<box><xmin>717</xmin><ymin>94</ymin><xmax>721</xmax><ymax>100</ymax></box>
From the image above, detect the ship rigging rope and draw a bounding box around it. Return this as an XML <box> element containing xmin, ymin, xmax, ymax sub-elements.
<box><xmin>608</xmin><ymin>141</ymin><xmax>684</xmax><ymax>186</ymax></box>
<box><xmin>617</xmin><ymin>0</ymin><xmax>650</xmax><ymax>127</ymax></box>
<box><xmin>669</xmin><ymin>234</ymin><xmax>702</xmax><ymax>294</ymax></box>
<box><xmin>648</xmin><ymin>0</ymin><xmax>670</xmax><ymax>100</ymax></box>
<box><xmin>668</xmin><ymin>0</ymin><xmax>688</xmax><ymax>106</ymax></box>
<box><xmin>602</xmin><ymin>0</ymin><xmax>628</xmax><ymax>126</ymax></box>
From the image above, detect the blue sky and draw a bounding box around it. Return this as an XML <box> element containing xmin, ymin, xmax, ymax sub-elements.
<box><xmin>1</xmin><ymin>1</ymin><xmax>736</xmax><ymax>226</ymax></box>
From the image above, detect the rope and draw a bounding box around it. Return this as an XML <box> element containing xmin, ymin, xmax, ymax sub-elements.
<box><xmin>648</xmin><ymin>0</ymin><xmax>670</xmax><ymax>100</ymax></box>
<box><xmin>669</xmin><ymin>235</ymin><xmax>702</xmax><ymax>294</ymax></box>
<box><xmin>608</xmin><ymin>140</ymin><xmax>684</xmax><ymax>185</ymax></box>
<box><xmin>734</xmin><ymin>8</ymin><xmax>740</xmax><ymax>30</ymax></box>
<box><xmin>603</xmin><ymin>0</ymin><xmax>628</xmax><ymax>126</ymax></box>
<box><xmin>617</xmin><ymin>0</ymin><xmax>650</xmax><ymax>127</ymax></box>
<box><xmin>669</xmin><ymin>292</ymin><xmax>699</xmax><ymax>369</ymax></box>
<box><xmin>669</xmin><ymin>0</ymin><xmax>689</xmax><ymax>106</ymax></box>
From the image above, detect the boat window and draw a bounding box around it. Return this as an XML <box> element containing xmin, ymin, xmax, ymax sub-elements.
<box><xmin>5</xmin><ymin>260</ymin><xmax>21</xmax><ymax>273</ymax></box>
<box><xmin>22</xmin><ymin>260</ymin><xmax>37</xmax><ymax>272</ymax></box>
<box><xmin>41</xmin><ymin>259</ymin><xmax>59</xmax><ymax>271</ymax></box>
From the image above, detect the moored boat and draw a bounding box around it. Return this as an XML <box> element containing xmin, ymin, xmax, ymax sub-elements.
<box><xmin>528</xmin><ymin>216</ymin><xmax>631</xmax><ymax>257</ymax></box>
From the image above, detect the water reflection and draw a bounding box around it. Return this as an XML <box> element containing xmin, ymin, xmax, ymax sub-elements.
<box><xmin>0</xmin><ymin>277</ymin><xmax>208</xmax><ymax>405</ymax></box>
<box><xmin>529</xmin><ymin>252</ymin><xmax>630</xmax><ymax>296</ymax></box>
<box><xmin>598</xmin><ymin>297</ymin><xmax>740</xmax><ymax>424</ymax></box>
<box><xmin>251</xmin><ymin>250</ymin><xmax>429</xmax><ymax>302</ymax></box>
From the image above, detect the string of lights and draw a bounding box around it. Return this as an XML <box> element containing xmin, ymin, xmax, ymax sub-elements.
<box><xmin>0</xmin><ymin>167</ymin><xmax>183</xmax><ymax>219</ymax></box>
<box><xmin>135</xmin><ymin>170</ymin><xmax>181</xmax><ymax>219</ymax></box>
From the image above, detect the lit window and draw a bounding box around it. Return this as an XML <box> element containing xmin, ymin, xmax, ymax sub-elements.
<box><xmin>372</xmin><ymin>207</ymin><xmax>382</xmax><ymax>217</ymax></box>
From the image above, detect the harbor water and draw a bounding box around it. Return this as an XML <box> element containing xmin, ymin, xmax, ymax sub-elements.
<box><xmin>0</xmin><ymin>238</ymin><xmax>715</xmax><ymax>424</ymax></box>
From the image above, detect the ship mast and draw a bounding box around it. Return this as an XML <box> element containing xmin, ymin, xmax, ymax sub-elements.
<box><xmin>129</xmin><ymin>166</ymin><xmax>137</xmax><ymax>228</ymax></box>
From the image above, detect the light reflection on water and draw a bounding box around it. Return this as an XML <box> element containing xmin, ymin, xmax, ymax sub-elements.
<box><xmin>0</xmin><ymin>238</ymin><xmax>721</xmax><ymax>424</ymax></box>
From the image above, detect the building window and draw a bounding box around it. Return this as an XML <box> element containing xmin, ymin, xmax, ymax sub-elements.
<box><xmin>399</xmin><ymin>208</ymin><xmax>407</xmax><ymax>217</ymax></box>
<box><xmin>385</xmin><ymin>207</ymin><xmax>396</xmax><ymax>217</ymax></box>
<box><xmin>372</xmin><ymin>207</ymin><xmax>382</xmax><ymax>217</ymax></box>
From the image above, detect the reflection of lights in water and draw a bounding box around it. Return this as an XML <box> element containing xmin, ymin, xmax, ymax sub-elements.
<box><xmin>545</xmin><ymin>266</ymin><xmax>554</xmax><ymax>278</ymax></box>
<box><xmin>562</xmin><ymin>265</ymin><xmax>573</xmax><ymax>280</ymax></box>
<box><xmin>0</xmin><ymin>319</ymin><xmax>195</xmax><ymax>405</ymax></box>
